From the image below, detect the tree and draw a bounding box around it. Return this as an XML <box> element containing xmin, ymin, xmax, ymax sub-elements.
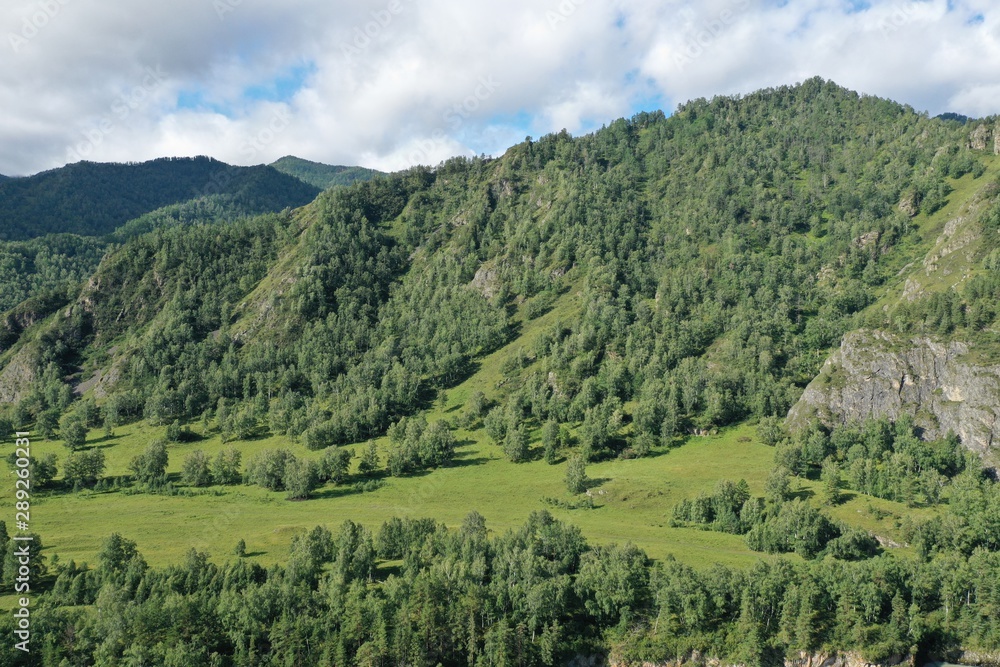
<box><xmin>60</xmin><ymin>414</ymin><xmax>87</xmax><ymax>451</ymax></box>
<box><xmin>98</xmin><ymin>533</ymin><xmax>140</xmax><ymax>574</ymax></box>
<box><xmin>31</xmin><ymin>453</ymin><xmax>58</xmax><ymax>489</ymax></box>
<box><xmin>484</xmin><ymin>406</ymin><xmax>508</xmax><ymax>444</ymax></box>
<box><xmin>165</xmin><ymin>419</ymin><xmax>183</xmax><ymax>442</ymax></box>
<box><xmin>318</xmin><ymin>447</ymin><xmax>352</xmax><ymax>485</ymax></box>
<box><xmin>542</xmin><ymin>419</ymin><xmax>561</xmax><ymax>464</ymax></box>
<box><xmin>503</xmin><ymin>424</ymin><xmax>529</xmax><ymax>463</ymax></box>
<box><xmin>821</xmin><ymin>459</ymin><xmax>842</xmax><ymax>506</ymax></box>
<box><xmin>211</xmin><ymin>447</ymin><xmax>242</xmax><ymax>485</ymax></box>
<box><xmin>245</xmin><ymin>449</ymin><xmax>293</xmax><ymax>491</ymax></box>
<box><xmin>419</xmin><ymin>421</ymin><xmax>456</xmax><ymax>467</ymax></box>
<box><xmin>358</xmin><ymin>441</ymin><xmax>380</xmax><ymax>475</ymax></box>
<box><xmin>566</xmin><ymin>455</ymin><xmax>588</xmax><ymax>494</ymax></box>
<box><xmin>64</xmin><ymin>450</ymin><xmax>105</xmax><ymax>488</ymax></box>
<box><xmin>304</xmin><ymin>420</ymin><xmax>339</xmax><ymax>451</ymax></box>
<box><xmin>757</xmin><ymin>416</ymin><xmax>788</xmax><ymax>446</ymax></box>
<box><xmin>0</xmin><ymin>419</ymin><xmax>13</xmax><ymax>442</ymax></box>
<box><xmin>2</xmin><ymin>533</ymin><xmax>45</xmax><ymax>591</ymax></box>
<box><xmin>576</xmin><ymin>542</ymin><xmax>650</xmax><ymax>626</ymax></box>
<box><xmin>129</xmin><ymin>440</ymin><xmax>168</xmax><ymax>486</ymax></box>
<box><xmin>182</xmin><ymin>450</ymin><xmax>212</xmax><ymax>487</ymax></box>
<box><xmin>38</xmin><ymin>409</ymin><xmax>59</xmax><ymax>440</ymax></box>
<box><xmin>234</xmin><ymin>539</ymin><xmax>247</xmax><ymax>558</ymax></box>
<box><xmin>283</xmin><ymin>457</ymin><xmax>319</xmax><ymax>500</ymax></box>
<box><xmin>464</xmin><ymin>391</ymin><xmax>488</xmax><ymax>426</ymax></box>
<box><xmin>765</xmin><ymin>466</ymin><xmax>792</xmax><ymax>505</ymax></box>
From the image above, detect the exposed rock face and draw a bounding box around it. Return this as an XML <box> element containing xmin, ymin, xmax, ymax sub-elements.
<box><xmin>0</xmin><ymin>345</ymin><xmax>39</xmax><ymax>404</ymax></box>
<box><xmin>969</xmin><ymin>124</ymin><xmax>992</xmax><ymax>151</ymax></box>
<box><xmin>471</xmin><ymin>264</ymin><xmax>501</xmax><ymax>299</ymax></box>
<box><xmin>788</xmin><ymin>330</ymin><xmax>1000</xmax><ymax>459</ymax></box>
<box><xmin>956</xmin><ymin>650</ymin><xmax>1000</xmax><ymax>667</ymax></box>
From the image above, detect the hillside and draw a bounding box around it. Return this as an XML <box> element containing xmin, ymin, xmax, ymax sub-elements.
<box><xmin>270</xmin><ymin>155</ymin><xmax>382</xmax><ymax>189</ymax></box>
<box><xmin>1</xmin><ymin>79</ymin><xmax>1000</xmax><ymax>665</ymax></box>
<box><xmin>0</xmin><ymin>156</ymin><xmax>320</xmax><ymax>240</ymax></box>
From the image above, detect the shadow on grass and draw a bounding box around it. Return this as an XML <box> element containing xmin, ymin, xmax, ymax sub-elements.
<box><xmin>789</xmin><ymin>487</ymin><xmax>816</xmax><ymax>501</ymax></box>
<box><xmin>584</xmin><ymin>477</ymin><xmax>612</xmax><ymax>491</ymax></box>
<box><xmin>448</xmin><ymin>456</ymin><xmax>490</xmax><ymax>468</ymax></box>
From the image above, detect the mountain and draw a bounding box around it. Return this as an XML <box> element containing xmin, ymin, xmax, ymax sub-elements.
<box><xmin>3</xmin><ymin>77</ymin><xmax>993</xmax><ymax>449</ymax></box>
<box><xmin>936</xmin><ymin>111</ymin><xmax>971</xmax><ymax>123</ymax></box>
<box><xmin>2</xmin><ymin>79</ymin><xmax>1000</xmax><ymax>665</ymax></box>
<box><xmin>270</xmin><ymin>155</ymin><xmax>382</xmax><ymax>189</ymax></box>
<box><xmin>0</xmin><ymin>156</ymin><xmax>320</xmax><ymax>241</ymax></box>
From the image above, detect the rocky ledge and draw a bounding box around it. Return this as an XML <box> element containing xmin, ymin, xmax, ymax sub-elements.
<box><xmin>788</xmin><ymin>329</ymin><xmax>1000</xmax><ymax>461</ymax></box>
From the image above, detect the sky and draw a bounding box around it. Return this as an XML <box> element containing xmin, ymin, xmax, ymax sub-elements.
<box><xmin>1</xmin><ymin>0</ymin><xmax>998</xmax><ymax>176</ymax></box>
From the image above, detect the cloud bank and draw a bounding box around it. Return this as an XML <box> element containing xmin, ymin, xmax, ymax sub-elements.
<box><xmin>0</xmin><ymin>0</ymin><xmax>997</xmax><ymax>175</ymax></box>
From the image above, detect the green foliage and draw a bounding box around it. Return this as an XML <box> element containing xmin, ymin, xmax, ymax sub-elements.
<box><xmin>0</xmin><ymin>156</ymin><xmax>319</xmax><ymax>240</ymax></box>
<box><xmin>386</xmin><ymin>416</ymin><xmax>456</xmax><ymax>475</ymax></box>
<box><xmin>181</xmin><ymin>450</ymin><xmax>212</xmax><ymax>487</ymax></box>
<box><xmin>801</xmin><ymin>417</ymin><xmax>965</xmax><ymax>505</ymax></box>
<box><xmin>63</xmin><ymin>449</ymin><xmax>105</xmax><ymax>487</ymax></box>
<box><xmin>31</xmin><ymin>452</ymin><xmax>58</xmax><ymax>488</ymax></box>
<box><xmin>2</xmin><ymin>532</ymin><xmax>44</xmax><ymax>591</ymax></box>
<box><xmin>503</xmin><ymin>423</ymin><xmax>529</xmax><ymax>463</ymax></box>
<box><xmin>283</xmin><ymin>457</ymin><xmax>319</xmax><ymax>500</ymax></box>
<box><xmin>210</xmin><ymin>447</ymin><xmax>242</xmax><ymax>485</ymax></box>
<box><xmin>317</xmin><ymin>446</ymin><xmax>352</xmax><ymax>485</ymax></box>
<box><xmin>59</xmin><ymin>414</ymin><xmax>87</xmax><ymax>451</ymax></box>
<box><xmin>244</xmin><ymin>448</ymin><xmax>293</xmax><ymax>491</ymax></box>
<box><xmin>269</xmin><ymin>156</ymin><xmax>382</xmax><ymax>190</ymax></box>
<box><xmin>129</xmin><ymin>440</ymin><xmax>168</xmax><ymax>486</ymax></box>
<box><xmin>542</xmin><ymin>419</ymin><xmax>561</xmax><ymax>464</ymax></box>
<box><xmin>565</xmin><ymin>455</ymin><xmax>588</xmax><ymax>494</ymax></box>
<box><xmin>358</xmin><ymin>440</ymin><xmax>380</xmax><ymax>475</ymax></box>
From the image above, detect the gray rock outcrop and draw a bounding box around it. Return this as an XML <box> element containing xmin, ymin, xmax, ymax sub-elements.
<box><xmin>788</xmin><ymin>330</ymin><xmax>1000</xmax><ymax>459</ymax></box>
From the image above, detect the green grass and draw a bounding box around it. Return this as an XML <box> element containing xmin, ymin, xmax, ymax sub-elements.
<box><xmin>2</xmin><ymin>279</ymin><xmax>936</xmax><ymax>573</ymax></box>
<box><xmin>7</xmin><ymin>418</ymin><xmax>932</xmax><ymax>573</ymax></box>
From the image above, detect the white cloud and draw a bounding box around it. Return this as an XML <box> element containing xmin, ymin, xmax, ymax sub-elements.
<box><xmin>0</xmin><ymin>0</ymin><xmax>998</xmax><ymax>175</ymax></box>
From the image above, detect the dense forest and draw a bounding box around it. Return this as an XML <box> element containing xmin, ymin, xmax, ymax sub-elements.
<box><xmin>4</xmin><ymin>78</ymin><xmax>993</xmax><ymax>451</ymax></box>
<box><xmin>270</xmin><ymin>156</ymin><xmax>382</xmax><ymax>190</ymax></box>
<box><xmin>0</xmin><ymin>157</ymin><xmax>320</xmax><ymax>240</ymax></box>
<box><xmin>1</xmin><ymin>441</ymin><xmax>998</xmax><ymax>667</ymax></box>
<box><xmin>2</xmin><ymin>78</ymin><xmax>1000</xmax><ymax>665</ymax></box>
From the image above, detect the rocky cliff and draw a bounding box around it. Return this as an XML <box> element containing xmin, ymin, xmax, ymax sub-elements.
<box><xmin>788</xmin><ymin>329</ymin><xmax>1000</xmax><ymax>461</ymax></box>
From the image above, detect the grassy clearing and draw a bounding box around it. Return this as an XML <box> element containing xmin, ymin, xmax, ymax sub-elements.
<box><xmin>7</xmin><ymin>419</ymin><xmax>930</xmax><ymax>573</ymax></box>
<box><xmin>2</xmin><ymin>279</ymin><xmax>933</xmax><ymax>573</ymax></box>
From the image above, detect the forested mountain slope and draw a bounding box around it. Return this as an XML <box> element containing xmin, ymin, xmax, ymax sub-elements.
<box><xmin>0</xmin><ymin>156</ymin><xmax>320</xmax><ymax>240</ymax></box>
<box><xmin>270</xmin><ymin>155</ymin><xmax>383</xmax><ymax>189</ymax></box>
<box><xmin>3</xmin><ymin>77</ymin><xmax>1000</xmax><ymax>667</ymax></box>
<box><xmin>2</xmin><ymin>77</ymin><xmax>995</xmax><ymax>450</ymax></box>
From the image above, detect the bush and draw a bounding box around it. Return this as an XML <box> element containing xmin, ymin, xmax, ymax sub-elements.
<box><xmin>129</xmin><ymin>440</ymin><xmax>169</xmax><ymax>486</ymax></box>
<box><xmin>565</xmin><ymin>455</ymin><xmax>588</xmax><ymax>495</ymax></box>
<box><xmin>182</xmin><ymin>451</ymin><xmax>212</xmax><ymax>487</ymax></box>
<box><xmin>211</xmin><ymin>448</ymin><xmax>242</xmax><ymax>485</ymax></box>
<box><xmin>245</xmin><ymin>449</ymin><xmax>294</xmax><ymax>491</ymax></box>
